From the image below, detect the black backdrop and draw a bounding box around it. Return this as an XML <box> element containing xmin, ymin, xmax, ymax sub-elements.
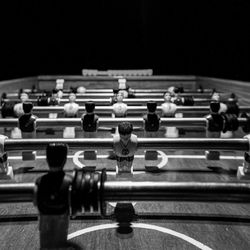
<box><xmin>1</xmin><ymin>0</ymin><xmax>250</xmax><ymax>81</ymax></box>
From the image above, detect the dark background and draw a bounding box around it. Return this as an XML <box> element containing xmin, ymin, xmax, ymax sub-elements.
<box><xmin>1</xmin><ymin>0</ymin><xmax>250</xmax><ymax>81</ymax></box>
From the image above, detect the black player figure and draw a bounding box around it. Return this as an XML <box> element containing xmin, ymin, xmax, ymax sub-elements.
<box><xmin>19</xmin><ymin>102</ymin><xmax>37</xmax><ymax>138</ymax></box>
<box><xmin>111</xmin><ymin>88</ymin><xmax>119</xmax><ymax>105</ymax></box>
<box><xmin>143</xmin><ymin>101</ymin><xmax>160</xmax><ymax>136</ymax></box>
<box><xmin>81</xmin><ymin>101</ymin><xmax>99</xmax><ymax>137</ymax></box>
<box><xmin>48</xmin><ymin>89</ymin><xmax>60</xmax><ymax>106</ymax></box>
<box><xmin>35</xmin><ymin>143</ymin><xmax>72</xmax><ymax>249</ymax></box>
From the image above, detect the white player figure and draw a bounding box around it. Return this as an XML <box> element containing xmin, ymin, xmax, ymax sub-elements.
<box><xmin>113</xmin><ymin>122</ymin><xmax>137</xmax><ymax>176</ymax></box>
<box><xmin>77</xmin><ymin>86</ymin><xmax>86</xmax><ymax>93</ymax></box>
<box><xmin>64</xmin><ymin>93</ymin><xmax>79</xmax><ymax>118</ymax></box>
<box><xmin>237</xmin><ymin>149</ymin><xmax>250</xmax><ymax>180</ymax></box>
<box><xmin>63</xmin><ymin>93</ymin><xmax>79</xmax><ymax>138</ymax></box>
<box><xmin>12</xmin><ymin>92</ymin><xmax>29</xmax><ymax>138</ymax></box>
<box><xmin>161</xmin><ymin>92</ymin><xmax>179</xmax><ymax>137</ymax></box>
<box><xmin>55</xmin><ymin>79</ymin><xmax>64</xmax><ymax>99</ymax></box>
<box><xmin>112</xmin><ymin>92</ymin><xmax>128</xmax><ymax>118</ymax></box>
<box><xmin>112</xmin><ymin>91</ymin><xmax>128</xmax><ymax>136</ymax></box>
<box><xmin>167</xmin><ymin>86</ymin><xmax>176</xmax><ymax>95</ymax></box>
<box><xmin>56</xmin><ymin>79</ymin><xmax>64</xmax><ymax>89</ymax></box>
<box><xmin>211</xmin><ymin>92</ymin><xmax>227</xmax><ymax>114</ymax></box>
<box><xmin>118</xmin><ymin>78</ymin><xmax>128</xmax><ymax>98</ymax></box>
<box><xmin>0</xmin><ymin>135</ymin><xmax>13</xmax><ymax>179</ymax></box>
<box><xmin>13</xmin><ymin>92</ymin><xmax>29</xmax><ymax>117</ymax></box>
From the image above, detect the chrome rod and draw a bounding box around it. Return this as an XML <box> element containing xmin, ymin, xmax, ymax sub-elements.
<box><xmin>0</xmin><ymin>105</ymin><xmax>213</xmax><ymax>114</ymax></box>
<box><xmin>2</xmin><ymin>98</ymin><xmax>212</xmax><ymax>105</ymax></box>
<box><xmin>1</xmin><ymin>105</ymin><xmax>248</xmax><ymax>115</ymax></box>
<box><xmin>0</xmin><ymin>106</ymin><xmax>250</xmax><ymax>114</ymax></box>
<box><xmin>5</xmin><ymin>92</ymin><xmax>211</xmax><ymax>98</ymax></box>
<box><xmin>1</xmin><ymin>182</ymin><xmax>250</xmax><ymax>203</ymax></box>
<box><xmin>3</xmin><ymin>138</ymin><xmax>249</xmax><ymax>151</ymax></box>
<box><xmin>104</xmin><ymin>181</ymin><xmax>250</xmax><ymax>202</ymax></box>
<box><xmin>0</xmin><ymin>117</ymin><xmax>246</xmax><ymax>129</ymax></box>
<box><xmin>15</xmin><ymin>88</ymin><xmax>214</xmax><ymax>94</ymax></box>
<box><xmin>0</xmin><ymin>183</ymin><xmax>35</xmax><ymax>202</ymax></box>
<box><xmin>98</xmin><ymin>118</ymin><xmax>207</xmax><ymax>128</ymax></box>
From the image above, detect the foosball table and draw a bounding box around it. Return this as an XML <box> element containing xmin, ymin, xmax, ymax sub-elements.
<box><xmin>0</xmin><ymin>72</ymin><xmax>250</xmax><ymax>250</ymax></box>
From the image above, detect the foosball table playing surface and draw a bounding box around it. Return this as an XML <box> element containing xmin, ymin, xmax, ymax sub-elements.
<box><xmin>1</xmin><ymin>74</ymin><xmax>250</xmax><ymax>250</ymax></box>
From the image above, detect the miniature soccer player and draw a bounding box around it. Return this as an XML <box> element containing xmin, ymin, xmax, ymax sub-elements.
<box><xmin>63</xmin><ymin>92</ymin><xmax>80</xmax><ymax>138</ymax></box>
<box><xmin>12</xmin><ymin>93</ymin><xmax>29</xmax><ymax>138</ymax></box>
<box><xmin>13</xmin><ymin>92</ymin><xmax>29</xmax><ymax>117</ymax></box>
<box><xmin>19</xmin><ymin>102</ymin><xmax>37</xmax><ymax>138</ymax></box>
<box><xmin>111</xmin><ymin>88</ymin><xmax>119</xmax><ymax>105</ymax></box>
<box><xmin>211</xmin><ymin>92</ymin><xmax>227</xmax><ymax>114</ymax></box>
<box><xmin>113</xmin><ymin>122</ymin><xmax>137</xmax><ymax>175</ymax></box>
<box><xmin>64</xmin><ymin>92</ymin><xmax>79</xmax><ymax>118</ymax></box>
<box><xmin>81</xmin><ymin>101</ymin><xmax>99</xmax><ymax>137</ymax></box>
<box><xmin>161</xmin><ymin>91</ymin><xmax>178</xmax><ymax>137</ymax></box>
<box><xmin>48</xmin><ymin>89</ymin><xmax>60</xmax><ymax>106</ymax></box>
<box><xmin>55</xmin><ymin>79</ymin><xmax>64</xmax><ymax>99</ymax></box>
<box><xmin>19</xmin><ymin>102</ymin><xmax>37</xmax><ymax>159</ymax></box>
<box><xmin>48</xmin><ymin>89</ymin><xmax>60</xmax><ymax>125</ymax></box>
<box><xmin>112</xmin><ymin>92</ymin><xmax>128</xmax><ymax>117</ymax></box>
<box><xmin>118</xmin><ymin>78</ymin><xmax>129</xmax><ymax>98</ymax></box>
<box><xmin>0</xmin><ymin>134</ymin><xmax>13</xmax><ymax>179</ymax></box>
<box><xmin>77</xmin><ymin>86</ymin><xmax>86</xmax><ymax>93</ymax></box>
<box><xmin>35</xmin><ymin>143</ymin><xmax>72</xmax><ymax>249</ymax></box>
<box><xmin>143</xmin><ymin>101</ymin><xmax>160</xmax><ymax>137</ymax></box>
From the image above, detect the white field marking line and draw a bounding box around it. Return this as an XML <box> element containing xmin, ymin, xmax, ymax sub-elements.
<box><xmin>67</xmin><ymin>223</ymin><xmax>212</xmax><ymax>250</ymax></box>
<box><xmin>8</xmin><ymin>155</ymin><xmax>244</xmax><ymax>161</ymax></box>
<box><xmin>157</xmin><ymin>150</ymin><xmax>168</xmax><ymax>168</ymax></box>
<box><xmin>72</xmin><ymin>150</ymin><xmax>85</xmax><ymax>168</ymax></box>
<box><xmin>72</xmin><ymin>151</ymin><xmax>168</xmax><ymax>175</ymax></box>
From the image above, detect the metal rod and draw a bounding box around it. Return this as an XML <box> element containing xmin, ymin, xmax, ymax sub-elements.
<box><xmin>23</xmin><ymin>88</ymin><xmax>214</xmax><ymax>93</ymax></box>
<box><xmin>87</xmin><ymin>88</ymin><xmax>213</xmax><ymax>94</ymax></box>
<box><xmin>0</xmin><ymin>105</ymin><xmax>213</xmax><ymax>114</ymax></box>
<box><xmin>33</xmin><ymin>105</ymin><xmax>211</xmax><ymax>114</ymax></box>
<box><xmin>136</xmin><ymin>138</ymin><xmax>249</xmax><ymax>151</ymax></box>
<box><xmin>1</xmin><ymin>105</ymin><xmax>248</xmax><ymax>115</ymax></box>
<box><xmin>38</xmin><ymin>75</ymin><xmax>196</xmax><ymax>81</ymax></box>
<box><xmin>1</xmin><ymin>182</ymin><xmax>250</xmax><ymax>203</ymax></box>
<box><xmin>104</xmin><ymin>181</ymin><xmax>250</xmax><ymax>202</ymax></box>
<box><xmin>3</xmin><ymin>138</ymin><xmax>249</xmax><ymax>151</ymax></box>
<box><xmin>6</xmin><ymin>92</ymin><xmax>211</xmax><ymax>98</ymax></box>
<box><xmin>0</xmin><ymin>183</ymin><xmax>35</xmax><ymax>202</ymax></box>
<box><xmin>2</xmin><ymin>98</ymin><xmax>212</xmax><ymax>105</ymax></box>
<box><xmin>0</xmin><ymin>106</ymin><xmax>250</xmax><ymax>114</ymax></box>
<box><xmin>11</xmin><ymin>88</ymin><xmax>214</xmax><ymax>94</ymax></box>
<box><xmin>98</xmin><ymin>118</ymin><xmax>207</xmax><ymax>128</ymax></box>
<box><xmin>0</xmin><ymin>117</ymin><xmax>246</xmax><ymax>129</ymax></box>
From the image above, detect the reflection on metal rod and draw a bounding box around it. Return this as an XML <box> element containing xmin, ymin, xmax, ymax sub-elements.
<box><xmin>5</xmin><ymin>92</ymin><xmax>211</xmax><ymax>98</ymax></box>
<box><xmin>8</xmin><ymin>88</ymin><xmax>214</xmax><ymax>94</ymax></box>
<box><xmin>0</xmin><ymin>105</ymin><xmax>212</xmax><ymax>114</ymax></box>
<box><xmin>1</xmin><ymin>105</ymin><xmax>250</xmax><ymax>114</ymax></box>
<box><xmin>104</xmin><ymin>181</ymin><xmax>250</xmax><ymax>202</ymax></box>
<box><xmin>0</xmin><ymin>183</ymin><xmax>35</xmax><ymax>202</ymax></box>
<box><xmin>0</xmin><ymin>117</ymin><xmax>247</xmax><ymax>128</ymax></box>
<box><xmin>3</xmin><ymin>138</ymin><xmax>249</xmax><ymax>151</ymax></box>
<box><xmin>1</xmin><ymin>181</ymin><xmax>250</xmax><ymax>203</ymax></box>
<box><xmin>2</xmin><ymin>98</ymin><xmax>211</xmax><ymax>105</ymax></box>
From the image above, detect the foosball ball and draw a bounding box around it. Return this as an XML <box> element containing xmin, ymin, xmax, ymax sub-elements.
<box><xmin>1</xmin><ymin>73</ymin><xmax>250</xmax><ymax>250</ymax></box>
